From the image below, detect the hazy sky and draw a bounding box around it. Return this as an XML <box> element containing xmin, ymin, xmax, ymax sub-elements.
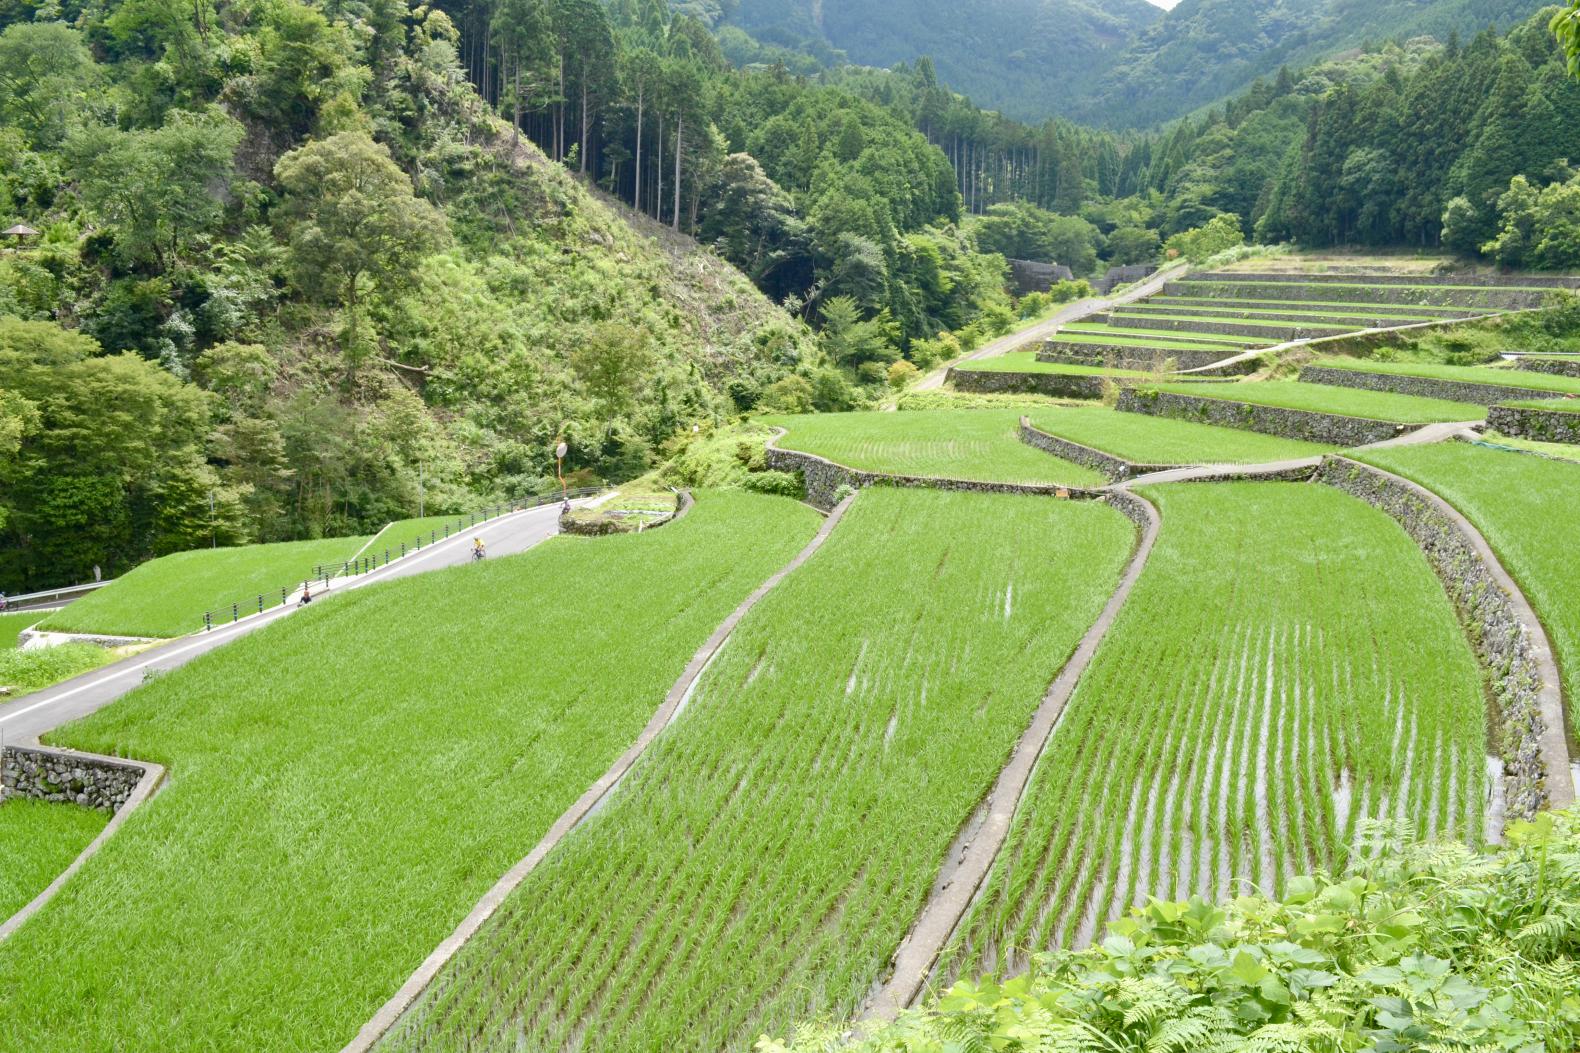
<box><xmin>1145</xmin><ymin>0</ymin><xmax>1183</xmax><ymax>8</ymax></box>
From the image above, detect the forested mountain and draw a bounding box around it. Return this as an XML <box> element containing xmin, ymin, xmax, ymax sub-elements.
<box><xmin>720</xmin><ymin>0</ymin><xmax>1162</xmax><ymax>122</ymax></box>
<box><xmin>1075</xmin><ymin>0</ymin><xmax>1543</xmax><ymax>127</ymax></box>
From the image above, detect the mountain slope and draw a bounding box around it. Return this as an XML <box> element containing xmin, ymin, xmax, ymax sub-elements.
<box><xmin>1073</xmin><ymin>0</ymin><xmax>1545</xmax><ymax>127</ymax></box>
<box><xmin>725</xmin><ymin>0</ymin><xmax>1163</xmax><ymax>120</ymax></box>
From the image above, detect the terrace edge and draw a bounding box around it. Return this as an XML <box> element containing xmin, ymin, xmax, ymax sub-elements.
<box><xmin>1314</xmin><ymin>456</ymin><xmax>1574</xmax><ymax>820</ymax></box>
<box><xmin>342</xmin><ymin>491</ymin><xmax>856</xmax><ymax>1053</ymax></box>
<box><xmin>862</xmin><ymin>488</ymin><xmax>1161</xmax><ymax>1021</ymax></box>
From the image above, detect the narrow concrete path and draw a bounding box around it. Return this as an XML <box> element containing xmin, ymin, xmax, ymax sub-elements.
<box><xmin>0</xmin><ymin>502</ymin><xmax>571</xmax><ymax>745</ymax></box>
<box><xmin>912</xmin><ymin>266</ymin><xmax>1187</xmax><ymax>393</ymax></box>
<box><xmin>343</xmin><ymin>494</ymin><xmax>858</xmax><ymax>1053</ymax></box>
<box><xmin>863</xmin><ymin>490</ymin><xmax>1161</xmax><ymax>1021</ymax></box>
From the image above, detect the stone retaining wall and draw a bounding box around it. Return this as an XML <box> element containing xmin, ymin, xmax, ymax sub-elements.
<box><xmin>1164</xmin><ymin>282</ymin><xmax>1545</xmax><ymax>310</ymax></box>
<box><xmin>1017</xmin><ymin>418</ymin><xmax>1172</xmax><ymax>482</ymax></box>
<box><xmin>1515</xmin><ymin>357</ymin><xmax>1580</xmax><ymax>379</ymax></box>
<box><xmin>1486</xmin><ymin>404</ymin><xmax>1580</xmax><ymax>444</ymax></box>
<box><xmin>1193</xmin><ymin>271</ymin><xmax>1580</xmax><ymax>289</ymax></box>
<box><xmin>1104</xmin><ymin>313</ymin><xmax>1343</xmax><ymax>342</ymax></box>
<box><xmin>763</xmin><ymin>445</ymin><xmax>1107</xmax><ymax>511</ymax></box>
<box><xmin>1314</xmin><ymin>458</ymin><xmax>1572</xmax><ymax>819</ymax></box>
<box><xmin>1300</xmin><ymin>364</ymin><xmax>1552</xmax><ymax>407</ymax></box>
<box><xmin>2</xmin><ymin>745</ymin><xmax>148</xmax><ymax>812</ymax></box>
<box><xmin>1116</xmin><ymin>388</ymin><xmax>1409</xmax><ymax>446</ymax></box>
<box><xmin>1039</xmin><ymin>343</ymin><xmax>1242</xmax><ymax>372</ymax></box>
<box><xmin>1155</xmin><ymin>297</ymin><xmax>1482</xmax><ymax>320</ymax></box>
<box><xmin>947</xmin><ymin>367</ymin><xmax>1105</xmax><ymax>399</ymax></box>
<box><xmin>558</xmin><ymin>491</ymin><xmax>691</xmax><ymax>536</ymax></box>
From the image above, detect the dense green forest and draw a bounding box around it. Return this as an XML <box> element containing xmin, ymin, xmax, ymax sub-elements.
<box><xmin>7</xmin><ymin>0</ymin><xmax>1580</xmax><ymax>593</ymax></box>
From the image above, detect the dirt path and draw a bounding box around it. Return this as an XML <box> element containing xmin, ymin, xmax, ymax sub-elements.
<box><xmin>863</xmin><ymin>490</ymin><xmax>1161</xmax><ymax>1021</ymax></box>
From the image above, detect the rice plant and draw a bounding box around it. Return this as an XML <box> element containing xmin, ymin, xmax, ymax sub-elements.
<box><xmin>379</xmin><ymin>488</ymin><xmax>1137</xmax><ymax>1053</ymax></box>
<box><xmin>0</xmin><ymin>799</ymin><xmax>107</xmax><ymax>920</ymax></box>
<box><xmin>942</xmin><ymin>482</ymin><xmax>1488</xmax><ymax>981</ymax></box>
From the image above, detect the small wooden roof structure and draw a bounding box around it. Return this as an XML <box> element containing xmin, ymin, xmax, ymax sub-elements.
<box><xmin>3</xmin><ymin>224</ymin><xmax>39</xmax><ymax>238</ymax></box>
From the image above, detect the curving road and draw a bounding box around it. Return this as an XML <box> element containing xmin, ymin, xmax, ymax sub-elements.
<box><xmin>0</xmin><ymin>502</ymin><xmax>571</xmax><ymax>745</ymax></box>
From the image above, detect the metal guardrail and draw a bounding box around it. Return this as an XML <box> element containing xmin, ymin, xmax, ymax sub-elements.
<box><xmin>1</xmin><ymin>579</ymin><xmax>112</xmax><ymax>613</ymax></box>
<box><xmin>199</xmin><ymin>488</ymin><xmax>604</xmax><ymax>632</ymax></box>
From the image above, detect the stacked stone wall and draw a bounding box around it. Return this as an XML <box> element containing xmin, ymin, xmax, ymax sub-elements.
<box><xmin>1487</xmin><ymin>405</ymin><xmax>1580</xmax><ymax>444</ymax></box>
<box><xmin>2</xmin><ymin>746</ymin><xmax>147</xmax><ymax>812</ymax></box>
<box><xmin>1314</xmin><ymin>458</ymin><xmax>1573</xmax><ymax>819</ymax></box>
<box><xmin>1116</xmin><ymin>388</ymin><xmax>1408</xmax><ymax>446</ymax></box>
<box><xmin>1515</xmin><ymin>357</ymin><xmax>1580</xmax><ymax>379</ymax></box>
<box><xmin>1299</xmin><ymin>365</ymin><xmax>1550</xmax><ymax>407</ymax></box>
<box><xmin>1163</xmin><ymin>282</ymin><xmax>1544</xmax><ymax>310</ymax></box>
<box><xmin>763</xmin><ymin>445</ymin><xmax>1107</xmax><ymax>511</ymax></box>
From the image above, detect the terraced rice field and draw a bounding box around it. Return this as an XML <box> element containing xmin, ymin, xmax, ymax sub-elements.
<box><xmin>956</xmin><ymin>353</ymin><xmax>1153</xmax><ymax>376</ymax></box>
<box><xmin>0</xmin><ymin>611</ymin><xmax>36</xmax><ymax>648</ymax></box>
<box><xmin>37</xmin><ymin>534</ymin><xmax>372</xmax><ymax>638</ymax></box>
<box><xmin>0</xmin><ymin>642</ymin><xmax>120</xmax><ymax>699</ymax></box>
<box><xmin>1501</xmin><ymin>397</ymin><xmax>1580</xmax><ymax>413</ymax></box>
<box><xmin>0</xmin><ymin>799</ymin><xmax>107</xmax><ymax>920</ymax></box>
<box><xmin>0</xmin><ymin>492</ymin><xmax>821</xmax><ymax>1051</ymax></box>
<box><xmin>1354</xmin><ymin>443</ymin><xmax>1580</xmax><ymax>746</ymax></box>
<box><xmin>1062</xmin><ymin>323</ymin><xmax>1259</xmax><ymax>347</ymax></box>
<box><xmin>941</xmin><ymin>483</ymin><xmax>1489</xmax><ymax>979</ymax></box>
<box><xmin>1024</xmin><ymin>406</ymin><xmax>1332</xmax><ymax>464</ymax></box>
<box><xmin>767</xmin><ymin>410</ymin><xmax>1107</xmax><ymax>487</ymax></box>
<box><xmin>1149</xmin><ymin>297</ymin><xmax>1474</xmax><ymax>319</ymax></box>
<box><xmin>1314</xmin><ymin>358</ymin><xmax>1580</xmax><ymax>396</ymax></box>
<box><xmin>1148</xmin><ymin>381</ymin><xmax>1484</xmax><ymax>423</ymax></box>
<box><xmin>380</xmin><ymin>488</ymin><xmax>1136</xmax><ymax>1053</ymax></box>
<box><xmin>1050</xmin><ymin>330</ymin><xmax>1247</xmax><ymax>351</ymax></box>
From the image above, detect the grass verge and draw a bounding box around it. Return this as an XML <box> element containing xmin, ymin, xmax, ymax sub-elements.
<box><xmin>36</xmin><ymin>535</ymin><xmax>372</xmax><ymax>638</ymax></box>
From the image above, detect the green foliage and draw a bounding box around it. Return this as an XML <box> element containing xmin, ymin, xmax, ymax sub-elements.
<box><xmin>0</xmin><ymin>800</ymin><xmax>108</xmax><ymax>921</ymax></box>
<box><xmin>776</xmin><ymin>809</ymin><xmax>1580</xmax><ymax>1053</ymax></box>
<box><xmin>1482</xmin><ymin>171</ymin><xmax>1580</xmax><ymax>270</ymax></box>
<box><xmin>0</xmin><ymin>22</ymin><xmax>96</xmax><ymax>148</ymax></box>
<box><xmin>0</xmin><ymin>491</ymin><xmax>821</xmax><ymax>1050</ymax></box>
<box><xmin>381</xmin><ymin>487</ymin><xmax>1136</xmax><ymax>1052</ymax></box>
<box><xmin>969</xmin><ymin>203</ymin><xmax>1100</xmax><ymax>276</ymax></box>
<box><xmin>1163</xmin><ymin>214</ymin><xmax>1245</xmax><ymax>264</ymax></box>
<box><xmin>0</xmin><ymin>642</ymin><xmax>120</xmax><ymax>696</ymax></box>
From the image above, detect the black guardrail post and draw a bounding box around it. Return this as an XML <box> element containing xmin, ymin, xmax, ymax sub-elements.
<box><xmin>281</xmin><ymin>587</ymin><xmax>288</xmax><ymax>607</ymax></box>
<box><xmin>257</xmin><ymin>595</ymin><xmax>264</xmax><ymax>615</ymax></box>
<box><xmin>231</xmin><ymin>603</ymin><xmax>238</xmax><ymax>623</ymax></box>
<box><xmin>204</xmin><ymin>612</ymin><xmax>212</xmax><ymax>632</ymax></box>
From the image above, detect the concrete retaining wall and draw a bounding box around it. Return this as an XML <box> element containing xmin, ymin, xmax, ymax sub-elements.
<box><xmin>1486</xmin><ymin>404</ymin><xmax>1580</xmax><ymax>444</ymax></box>
<box><xmin>1515</xmin><ymin>357</ymin><xmax>1580</xmax><ymax>379</ymax></box>
<box><xmin>947</xmin><ymin>367</ymin><xmax>1105</xmax><ymax>399</ymax></box>
<box><xmin>763</xmin><ymin>444</ymin><xmax>1108</xmax><ymax>511</ymax></box>
<box><xmin>1017</xmin><ymin>418</ymin><xmax>1172</xmax><ymax>482</ymax></box>
<box><xmin>1300</xmin><ymin>365</ymin><xmax>1555</xmax><ymax>407</ymax></box>
<box><xmin>2</xmin><ymin>745</ymin><xmax>148</xmax><ymax>812</ymax></box>
<box><xmin>1314</xmin><ymin>458</ymin><xmax>1572</xmax><ymax>819</ymax></box>
<box><xmin>1116</xmin><ymin>388</ymin><xmax>1410</xmax><ymax>446</ymax></box>
<box><xmin>1164</xmin><ymin>282</ymin><xmax>1545</xmax><ymax>310</ymax></box>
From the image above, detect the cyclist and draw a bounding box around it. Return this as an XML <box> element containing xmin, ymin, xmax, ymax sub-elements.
<box><xmin>472</xmin><ymin>537</ymin><xmax>486</xmax><ymax>561</ymax></box>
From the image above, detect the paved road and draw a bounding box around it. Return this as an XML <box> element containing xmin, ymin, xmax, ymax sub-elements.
<box><xmin>912</xmin><ymin>264</ymin><xmax>1188</xmax><ymax>393</ymax></box>
<box><xmin>0</xmin><ymin>503</ymin><xmax>569</xmax><ymax>745</ymax></box>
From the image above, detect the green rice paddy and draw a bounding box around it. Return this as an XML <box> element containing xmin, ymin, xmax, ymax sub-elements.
<box><xmin>1501</xmin><ymin>397</ymin><xmax>1580</xmax><ymax>412</ymax></box>
<box><xmin>0</xmin><ymin>611</ymin><xmax>36</xmax><ymax>649</ymax></box>
<box><xmin>1024</xmin><ymin>406</ymin><xmax>1333</xmax><ymax>464</ymax></box>
<box><xmin>942</xmin><ymin>482</ymin><xmax>1488</xmax><ymax>976</ymax></box>
<box><xmin>0</xmin><ymin>643</ymin><xmax>120</xmax><ymax>699</ymax></box>
<box><xmin>0</xmin><ymin>491</ymin><xmax>822</xmax><ymax>1051</ymax></box>
<box><xmin>0</xmin><ymin>799</ymin><xmax>108</xmax><ymax>921</ymax></box>
<box><xmin>1314</xmin><ymin>358</ymin><xmax>1580</xmax><ymax>395</ymax></box>
<box><xmin>957</xmin><ymin>352</ymin><xmax>1151</xmax><ymax>376</ymax></box>
<box><xmin>1063</xmin><ymin>323</ymin><xmax>1259</xmax><ymax>346</ymax></box>
<box><xmin>1045</xmin><ymin>332</ymin><xmax>1238</xmax><ymax>352</ymax></box>
<box><xmin>37</xmin><ymin>535</ymin><xmax>373</xmax><ymax>638</ymax></box>
<box><xmin>767</xmin><ymin>410</ymin><xmax>1108</xmax><ymax>487</ymax></box>
<box><xmin>1354</xmin><ymin>442</ymin><xmax>1580</xmax><ymax>745</ymax></box>
<box><xmin>381</xmin><ymin>488</ymin><xmax>1137</xmax><ymax>1053</ymax></box>
<box><xmin>1148</xmin><ymin>381</ymin><xmax>1485</xmax><ymax>423</ymax></box>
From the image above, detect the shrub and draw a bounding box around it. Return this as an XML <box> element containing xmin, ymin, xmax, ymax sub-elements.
<box><xmin>741</xmin><ymin>469</ymin><xmax>802</xmax><ymax>499</ymax></box>
<box><xmin>1164</xmin><ymin>214</ymin><xmax>1245</xmax><ymax>264</ymax></box>
<box><xmin>886</xmin><ymin>360</ymin><xmax>919</xmax><ymax>390</ymax></box>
